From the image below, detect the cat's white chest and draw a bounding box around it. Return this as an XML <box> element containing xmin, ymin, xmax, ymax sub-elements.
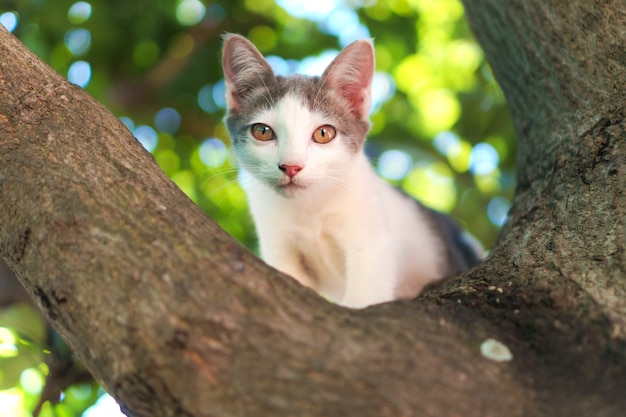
<box><xmin>246</xmin><ymin>179</ymin><xmax>353</xmax><ymax>300</ymax></box>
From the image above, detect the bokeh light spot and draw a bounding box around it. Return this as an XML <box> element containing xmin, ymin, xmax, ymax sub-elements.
<box><xmin>394</xmin><ymin>54</ymin><xmax>432</xmax><ymax>93</ymax></box>
<box><xmin>64</xmin><ymin>28</ymin><xmax>91</xmax><ymax>56</ymax></box>
<box><xmin>68</xmin><ymin>2</ymin><xmax>92</xmax><ymax>24</ymax></box>
<box><xmin>244</xmin><ymin>0</ymin><xmax>274</xmax><ymax>14</ymax></box>
<box><xmin>134</xmin><ymin>125</ymin><xmax>158</xmax><ymax>153</ymax></box>
<box><xmin>154</xmin><ymin>107</ymin><xmax>181</xmax><ymax>134</ymax></box>
<box><xmin>448</xmin><ymin>40</ymin><xmax>483</xmax><ymax>73</ymax></box>
<box><xmin>197</xmin><ymin>84</ymin><xmax>218</xmax><ymax>113</ymax></box>
<box><xmin>323</xmin><ymin>7</ymin><xmax>359</xmax><ymax>37</ymax></box>
<box><xmin>415</xmin><ymin>89</ymin><xmax>461</xmax><ymax>135</ymax></box>
<box><xmin>0</xmin><ymin>389</ymin><xmax>23</xmax><ymax>417</ymax></box>
<box><xmin>371</xmin><ymin>72</ymin><xmax>396</xmax><ymax>113</ymax></box>
<box><xmin>298</xmin><ymin>50</ymin><xmax>339</xmax><ymax>76</ymax></box>
<box><xmin>449</xmin><ymin>142</ymin><xmax>472</xmax><ymax>172</ymax></box>
<box><xmin>265</xmin><ymin>56</ymin><xmax>290</xmax><ymax>76</ymax></box>
<box><xmin>176</xmin><ymin>0</ymin><xmax>206</xmax><ymax>26</ymax></box>
<box><xmin>248</xmin><ymin>26</ymin><xmax>277</xmax><ymax>52</ymax></box>
<box><xmin>338</xmin><ymin>23</ymin><xmax>371</xmax><ymax>47</ymax></box>
<box><xmin>67</xmin><ymin>60</ymin><xmax>91</xmax><ymax>87</ymax></box>
<box><xmin>475</xmin><ymin>169</ymin><xmax>502</xmax><ymax>194</ymax></box>
<box><xmin>212</xmin><ymin>80</ymin><xmax>227</xmax><ymax>109</ymax></box>
<box><xmin>470</xmin><ymin>142</ymin><xmax>499</xmax><ymax>175</ymax></box>
<box><xmin>84</xmin><ymin>394</ymin><xmax>125</xmax><ymax>417</ymax></box>
<box><xmin>20</xmin><ymin>368</ymin><xmax>44</xmax><ymax>395</ymax></box>
<box><xmin>119</xmin><ymin>116</ymin><xmax>135</xmax><ymax>131</ymax></box>
<box><xmin>67</xmin><ymin>384</ymin><xmax>94</xmax><ymax>401</ymax></box>
<box><xmin>199</xmin><ymin>138</ymin><xmax>228</xmax><ymax>168</ymax></box>
<box><xmin>277</xmin><ymin>0</ymin><xmax>336</xmax><ymax>21</ymax></box>
<box><xmin>403</xmin><ymin>162</ymin><xmax>457</xmax><ymax>212</ymax></box>
<box><xmin>0</xmin><ymin>327</ymin><xmax>18</xmax><ymax>357</ymax></box>
<box><xmin>0</xmin><ymin>11</ymin><xmax>18</xmax><ymax>32</ymax></box>
<box><xmin>434</xmin><ymin>131</ymin><xmax>460</xmax><ymax>156</ymax></box>
<box><xmin>377</xmin><ymin>149</ymin><xmax>412</xmax><ymax>181</ymax></box>
<box><xmin>435</xmin><ymin>132</ymin><xmax>472</xmax><ymax>173</ymax></box>
<box><xmin>487</xmin><ymin>196</ymin><xmax>511</xmax><ymax>226</ymax></box>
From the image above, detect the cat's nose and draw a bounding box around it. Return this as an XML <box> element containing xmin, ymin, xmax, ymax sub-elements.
<box><xmin>279</xmin><ymin>164</ymin><xmax>303</xmax><ymax>178</ymax></box>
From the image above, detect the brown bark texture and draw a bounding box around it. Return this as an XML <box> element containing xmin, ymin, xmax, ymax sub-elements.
<box><xmin>1</xmin><ymin>0</ymin><xmax>625</xmax><ymax>416</ymax></box>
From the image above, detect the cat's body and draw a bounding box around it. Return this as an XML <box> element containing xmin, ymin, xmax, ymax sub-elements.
<box><xmin>222</xmin><ymin>34</ymin><xmax>482</xmax><ymax>308</ymax></box>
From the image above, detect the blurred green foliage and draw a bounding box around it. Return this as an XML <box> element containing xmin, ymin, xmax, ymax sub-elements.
<box><xmin>0</xmin><ymin>0</ymin><xmax>515</xmax><ymax>415</ymax></box>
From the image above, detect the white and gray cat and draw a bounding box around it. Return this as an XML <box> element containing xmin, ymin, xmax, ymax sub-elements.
<box><xmin>222</xmin><ymin>34</ymin><xmax>483</xmax><ymax>308</ymax></box>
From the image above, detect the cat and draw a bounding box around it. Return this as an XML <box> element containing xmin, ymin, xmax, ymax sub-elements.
<box><xmin>221</xmin><ymin>34</ymin><xmax>483</xmax><ymax>308</ymax></box>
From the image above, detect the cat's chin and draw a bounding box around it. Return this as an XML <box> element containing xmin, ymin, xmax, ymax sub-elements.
<box><xmin>275</xmin><ymin>183</ymin><xmax>307</xmax><ymax>199</ymax></box>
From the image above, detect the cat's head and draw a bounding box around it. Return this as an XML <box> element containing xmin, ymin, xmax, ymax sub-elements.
<box><xmin>222</xmin><ymin>34</ymin><xmax>374</xmax><ymax>198</ymax></box>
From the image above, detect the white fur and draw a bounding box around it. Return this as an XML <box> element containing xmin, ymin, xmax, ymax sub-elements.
<box><xmin>237</xmin><ymin>95</ymin><xmax>444</xmax><ymax>308</ymax></box>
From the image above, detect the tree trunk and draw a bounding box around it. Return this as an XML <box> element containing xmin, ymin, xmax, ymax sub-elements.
<box><xmin>0</xmin><ymin>0</ymin><xmax>625</xmax><ymax>415</ymax></box>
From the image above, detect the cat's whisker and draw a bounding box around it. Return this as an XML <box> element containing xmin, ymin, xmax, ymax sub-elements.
<box><xmin>201</xmin><ymin>177</ymin><xmax>242</xmax><ymax>210</ymax></box>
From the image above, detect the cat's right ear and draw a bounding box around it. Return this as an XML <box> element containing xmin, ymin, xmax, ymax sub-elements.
<box><xmin>222</xmin><ymin>34</ymin><xmax>274</xmax><ymax>112</ymax></box>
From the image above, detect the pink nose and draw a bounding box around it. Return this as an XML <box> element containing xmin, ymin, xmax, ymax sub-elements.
<box><xmin>279</xmin><ymin>164</ymin><xmax>303</xmax><ymax>178</ymax></box>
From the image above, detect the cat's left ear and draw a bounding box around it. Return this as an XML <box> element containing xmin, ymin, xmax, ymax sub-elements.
<box><xmin>321</xmin><ymin>40</ymin><xmax>375</xmax><ymax>120</ymax></box>
<box><xmin>222</xmin><ymin>34</ymin><xmax>275</xmax><ymax>112</ymax></box>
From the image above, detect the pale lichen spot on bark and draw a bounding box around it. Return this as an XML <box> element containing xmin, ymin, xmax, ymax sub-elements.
<box><xmin>480</xmin><ymin>338</ymin><xmax>513</xmax><ymax>362</ymax></box>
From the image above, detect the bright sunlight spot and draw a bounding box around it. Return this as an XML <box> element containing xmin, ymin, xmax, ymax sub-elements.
<box><xmin>67</xmin><ymin>60</ymin><xmax>92</xmax><ymax>88</ymax></box>
<box><xmin>19</xmin><ymin>368</ymin><xmax>44</xmax><ymax>395</ymax></box>
<box><xmin>84</xmin><ymin>393</ymin><xmax>125</xmax><ymax>417</ymax></box>
<box><xmin>277</xmin><ymin>0</ymin><xmax>370</xmax><ymax>46</ymax></box>
<box><xmin>403</xmin><ymin>162</ymin><xmax>457</xmax><ymax>212</ymax></box>
<box><xmin>415</xmin><ymin>88</ymin><xmax>461</xmax><ymax>135</ymax></box>
<box><xmin>0</xmin><ymin>327</ymin><xmax>18</xmax><ymax>357</ymax></box>
<box><xmin>197</xmin><ymin>84</ymin><xmax>219</xmax><ymax>113</ymax></box>
<box><xmin>0</xmin><ymin>389</ymin><xmax>25</xmax><ymax>417</ymax></box>
<box><xmin>0</xmin><ymin>11</ymin><xmax>18</xmax><ymax>32</ymax></box>
<box><xmin>64</xmin><ymin>29</ymin><xmax>92</xmax><ymax>56</ymax></box>
<box><xmin>475</xmin><ymin>169</ymin><xmax>502</xmax><ymax>194</ymax></box>
<box><xmin>134</xmin><ymin>125</ymin><xmax>159</xmax><ymax>152</ymax></box>
<box><xmin>176</xmin><ymin>0</ymin><xmax>206</xmax><ymax>26</ymax></box>
<box><xmin>469</xmin><ymin>142</ymin><xmax>500</xmax><ymax>175</ymax></box>
<box><xmin>277</xmin><ymin>0</ymin><xmax>336</xmax><ymax>21</ymax></box>
<box><xmin>199</xmin><ymin>138</ymin><xmax>228</xmax><ymax>168</ymax></box>
<box><xmin>378</xmin><ymin>150</ymin><xmax>413</xmax><ymax>181</ymax></box>
<box><xmin>67</xmin><ymin>2</ymin><xmax>92</xmax><ymax>24</ymax></box>
<box><xmin>435</xmin><ymin>131</ymin><xmax>472</xmax><ymax>172</ymax></box>
<box><xmin>487</xmin><ymin>196</ymin><xmax>511</xmax><ymax>226</ymax></box>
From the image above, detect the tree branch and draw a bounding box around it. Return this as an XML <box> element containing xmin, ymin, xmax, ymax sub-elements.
<box><xmin>1</xmin><ymin>0</ymin><xmax>625</xmax><ymax>414</ymax></box>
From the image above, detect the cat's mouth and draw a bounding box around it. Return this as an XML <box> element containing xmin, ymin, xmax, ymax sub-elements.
<box><xmin>276</xmin><ymin>179</ymin><xmax>307</xmax><ymax>197</ymax></box>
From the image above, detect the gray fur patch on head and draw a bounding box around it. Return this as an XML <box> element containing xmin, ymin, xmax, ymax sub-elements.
<box><xmin>225</xmin><ymin>74</ymin><xmax>370</xmax><ymax>153</ymax></box>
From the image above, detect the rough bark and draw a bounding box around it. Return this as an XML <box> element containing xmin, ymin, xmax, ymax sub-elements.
<box><xmin>0</xmin><ymin>0</ymin><xmax>625</xmax><ymax>416</ymax></box>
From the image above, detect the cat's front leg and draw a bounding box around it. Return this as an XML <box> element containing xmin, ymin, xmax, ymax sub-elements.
<box><xmin>340</xmin><ymin>242</ymin><xmax>399</xmax><ymax>308</ymax></box>
<box><xmin>261</xmin><ymin>245</ymin><xmax>319</xmax><ymax>290</ymax></box>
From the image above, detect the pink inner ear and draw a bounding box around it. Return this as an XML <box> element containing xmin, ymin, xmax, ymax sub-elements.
<box><xmin>322</xmin><ymin>40</ymin><xmax>375</xmax><ymax>120</ymax></box>
<box><xmin>341</xmin><ymin>82</ymin><xmax>372</xmax><ymax>120</ymax></box>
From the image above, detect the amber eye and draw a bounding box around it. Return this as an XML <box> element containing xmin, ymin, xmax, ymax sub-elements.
<box><xmin>312</xmin><ymin>125</ymin><xmax>337</xmax><ymax>144</ymax></box>
<box><xmin>251</xmin><ymin>124</ymin><xmax>275</xmax><ymax>141</ymax></box>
